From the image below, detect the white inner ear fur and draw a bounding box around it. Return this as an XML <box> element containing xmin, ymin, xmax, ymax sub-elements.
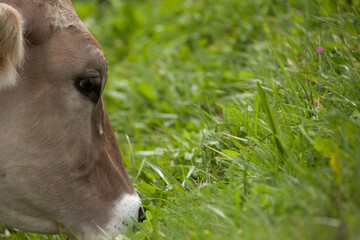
<box><xmin>0</xmin><ymin>3</ymin><xmax>24</xmax><ymax>91</ymax></box>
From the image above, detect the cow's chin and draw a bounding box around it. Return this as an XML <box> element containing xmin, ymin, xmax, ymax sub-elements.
<box><xmin>0</xmin><ymin>212</ymin><xmax>60</xmax><ymax>235</ymax></box>
<box><xmin>0</xmin><ymin>193</ymin><xmax>142</xmax><ymax>239</ymax></box>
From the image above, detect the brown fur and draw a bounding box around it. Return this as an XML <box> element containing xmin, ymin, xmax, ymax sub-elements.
<box><xmin>0</xmin><ymin>0</ymin><xmax>136</xmax><ymax>238</ymax></box>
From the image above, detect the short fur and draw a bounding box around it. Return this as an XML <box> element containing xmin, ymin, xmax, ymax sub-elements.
<box><xmin>0</xmin><ymin>1</ymin><xmax>141</xmax><ymax>239</ymax></box>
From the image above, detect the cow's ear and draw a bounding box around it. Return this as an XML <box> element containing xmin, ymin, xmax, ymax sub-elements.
<box><xmin>0</xmin><ymin>3</ymin><xmax>24</xmax><ymax>90</ymax></box>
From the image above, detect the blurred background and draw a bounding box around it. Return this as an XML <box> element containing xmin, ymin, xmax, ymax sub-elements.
<box><xmin>69</xmin><ymin>1</ymin><xmax>360</xmax><ymax>239</ymax></box>
<box><xmin>2</xmin><ymin>0</ymin><xmax>360</xmax><ymax>239</ymax></box>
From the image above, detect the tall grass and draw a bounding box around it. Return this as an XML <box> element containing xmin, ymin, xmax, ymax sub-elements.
<box><xmin>2</xmin><ymin>0</ymin><xmax>359</xmax><ymax>239</ymax></box>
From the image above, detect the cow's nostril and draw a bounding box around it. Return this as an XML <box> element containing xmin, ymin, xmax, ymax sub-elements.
<box><xmin>138</xmin><ymin>206</ymin><xmax>146</xmax><ymax>223</ymax></box>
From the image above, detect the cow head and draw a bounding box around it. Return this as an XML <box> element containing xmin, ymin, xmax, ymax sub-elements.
<box><xmin>0</xmin><ymin>1</ymin><xmax>144</xmax><ymax>239</ymax></box>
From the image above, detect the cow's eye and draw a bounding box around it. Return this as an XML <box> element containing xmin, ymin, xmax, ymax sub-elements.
<box><xmin>79</xmin><ymin>78</ymin><xmax>97</xmax><ymax>92</ymax></box>
<box><xmin>76</xmin><ymin>76</ymin><xmax>102</xmax><ymax>103</ymax></box>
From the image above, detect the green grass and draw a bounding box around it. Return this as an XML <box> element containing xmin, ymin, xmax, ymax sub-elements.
<box><xmin>2</xmin><ymin>0</ymin><xmax>360</xmax><ymax>239</ymax></box>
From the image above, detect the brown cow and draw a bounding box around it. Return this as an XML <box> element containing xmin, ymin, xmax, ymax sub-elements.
<box><xmin>0</xmin><ymin>1</ymin><xmax>144</xmax><ymax>239</ymax></box>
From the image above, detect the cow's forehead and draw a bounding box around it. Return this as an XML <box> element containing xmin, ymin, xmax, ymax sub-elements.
<box><xmin>54</xmin><ymin>0</ymin><xmax>85</xmax><ymax>29</ymax></box>
<box><xmin>52</xmin><ymin>0</ymin><xmax>107</xmax><ymax>72</ymax></box>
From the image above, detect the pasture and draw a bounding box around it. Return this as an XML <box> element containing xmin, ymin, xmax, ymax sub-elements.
<box><xmin>1</xmin><ymin>0</ymin><xmax>360</xmax><ymax>239</ymax></box>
